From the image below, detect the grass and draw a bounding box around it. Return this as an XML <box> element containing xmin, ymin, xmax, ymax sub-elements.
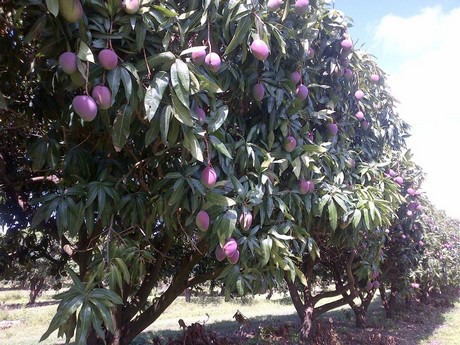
<box><xmin>0</xmin><ymin>287</ymin><xmax>459</xmax><ymax>345</ymax></box>
<box><xmin>419</xmin><ymin>301</ymin><xmax>460</xmax><ymax>345</ymax></box>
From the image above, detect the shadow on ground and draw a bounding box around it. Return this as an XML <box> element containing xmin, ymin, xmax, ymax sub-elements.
<box><xmin>135</xmin><ymin>293</ymin><xmax>459</xmax><ymax>345</ymax></box>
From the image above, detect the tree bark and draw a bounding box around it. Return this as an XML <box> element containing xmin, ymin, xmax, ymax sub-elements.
<box><xmin>300</xmin><ymin>304</ymin><xmax>315</xmax><ymax>341</ymax></box>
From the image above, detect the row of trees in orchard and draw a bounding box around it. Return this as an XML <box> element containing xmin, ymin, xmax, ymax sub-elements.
<box><xmin>0</xmin><ymin>0</ymin><xmax>459</xmax><ymax>344</ymax></box>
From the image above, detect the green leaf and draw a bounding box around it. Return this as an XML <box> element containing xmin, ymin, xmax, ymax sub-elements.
<box><xmin>160</xmin><ymin>105</ymin><xmax>173</xmax><ymax>144</ymax></box>
<box><xmin>170</xmin><ymin>59</ymin><xmax>190</xmax><ymax>108</ymax></box>
<box><xmin>114</xmin><ymin>258</ymin><xmax>130</xmax><ymax>284</ymax></box>
<box><xmin>333</xmin><ymin>194</ymin><xmax>348</xmax><ymax>212</ymax></box>
<box><xmin>180</xmin><ymin>45</ymin><xmax>208</xmax><ymax>56</ymax></box>
<box><xmin>89</xmin><ymin>299</ymin><xmax>115</xmax><ymax>333</ymax></box>
<box><xmin>29</xmin><ymin>139</ymin><xmax>48</xmax><ymax>171</ymax></box>
<box><xmin>369</xmin><ymin>201</ymin><xmax>376</xmax><ymax>221</ymax></box>
<box><xmin>328</xmin><ymin>201</ymin><xmax>338</xmax><ymax>230</ymax></box>
<box><xmin>208</xmin><ymin>106</ymin><xmax>228</xmax><ymax>133</ymax></box>
<box><xmin>302</xmin><ymin>144</ymin><xmax>328</xmax><ymax>154</ymax></box>
<box><xmin>363</xmin><ymin>209</ymin><xmax>370</xmax><ymax>230</ymax></box>
<box><xmin>46</xmin><ymin>0</ymin><xmax>59</xmax><ymax>16</ymax></box>
<box><xmin>171</xmin><ymin>90</ymin><xmax>193</xmax><ymax>126</ymax></box>
<box><xmin>144</xmin><ymin>71</ymin><xmax>169</xmax><ymax>121</ymax></box>
<box><xmin>164</xmin><ymin>172</ymin><xmax>183</xmax><ymax>179</ymax></box>
<box><xmin>107</xmin><ymin>67</ymin><xmax>121</xmax><ymax>100</ymax></box>
<box><xmin>271</xmin><ymin>25</ymin><xmax>287</xmax><ymax>54</ymax></box>
<box><xmin>294</xmin><ymin>266</ymin><xmax>308</xmax><ymax>285</ymax></box>
<box><xmin>90</xmin><ymin>309</ymin><xmax>105</xmax><ymax>340</ymax></box>
<box><xmin>112</xmin><ymin>105</ymin><xmax>132</xmax><ymax>152</ymax></box>
<box><xmin>135</xmin><ymin>21</ymin><xmax>147</xmax><ymax>52</ymax></box>
<box><xmin>23</xmin><ymin>15</ymin><xmax>46</xmax><ymax>44</ymax></box>
<box><xmin>138</xmin><ymin>52</ymin><xmax>175</xmax><ymax>73</ymax></box>
<box><xmin>224</xmin><ymin>15</ymin><xmax>251</xmax><ymax>55</ymax></box>
<box><xmin>352</xmin><ymin>209</ymin><xmax>362</xmax><ymax>228</ymax></box>
<box><xmin>152</xmin><ymin>4</ymin><xmax>177</xmax><ymax>17</ymax></box>
<box><xmin>230</xmin><ymin>175</ymin><xmax>244</xmax><ymax>195</ymax></box>
<box><xmin>183</xmin><ymin>127</ymin><xmax>204</xmax><ymax>162</ymax></box>
<box><xmin>0</xmin><ymin>92</ymin><xmax>6</xmax><ymax>110</ymax></box>
<box><xmin>57</xmin><ymin>313</ymin><xmax>76</xmax><ymax>343</ymax></box>
<box><xmin>120</xmin><ymin>67</ymin><xmax>132</xmax><ymax>101</ymax></box>
<box><xmin>292</xmin><ymin>157</ymin><xmax>301</xmax><ymax>179</ymax></box>
<box><xmin>216</xmin><ymin>210</ymin><xmax>238</xmax><ymax>244</ymax></box>
<box><xmin>318</xmin><ymin>194</ymin><xmax>330</xmax><ymax>214</ymax></box>
<box><xmin>75</xmin><ymin>303</ymin><xmax>92</xmax><ymax>345</ymax></box>
<box><xmin>261</xmin><ymin>237</ymin><xmax>272</xmax><ymax>266</ymax></box>
<box><xmin>210</xmin><ymin>135</ymin><xmax>232</xmax><ymax>159</ymax></box>
<box><xmin>77</xmin><ymin>41</ymin><xmax>94</xmax><ymax>63</ymax></box>
<box><xmin>269</xmin><ymin>230</ymin><xmax>294</xmax><ymax>240</ymax></box>
<box><xmin>40</xmin><ymin>295</ymin><xmax>83</xmax><ymax>342</ymax></box>
<box><xmin>205</xmin><ymin>192</ymin><xmax>236</xmax><ymax>207</ymax></box>
<box><xmin>236</xmin><ymin>276</ymin><xmax>244</xmax><ymax>296</ymax></box>
<box><xmin>90</xmin><ymin>288</ymin><xmax>123</xmax><ymax>305</ymax></box>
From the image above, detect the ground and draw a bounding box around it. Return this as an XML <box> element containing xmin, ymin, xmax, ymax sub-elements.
<box><xmin>0</xmin><ymin>287</ymin><xmax>459</xmax><ymax>344</ymax></box>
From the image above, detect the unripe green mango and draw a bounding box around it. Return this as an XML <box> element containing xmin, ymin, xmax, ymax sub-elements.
<box><xmin>59</xmin><ymin>0</ymin><xmax>83</xmax><ymax>23</ymax></box>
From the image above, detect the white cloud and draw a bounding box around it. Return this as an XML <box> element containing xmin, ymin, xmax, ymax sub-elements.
<box><xmin>373</xmin><ymin>6</ymin><xmax>460</xmax><ymax>219</ymax></box>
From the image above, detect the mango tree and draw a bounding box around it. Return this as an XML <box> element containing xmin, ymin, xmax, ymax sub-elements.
<box><xmin>248</xmin><ymin>3</ymin><xmax>411</xmax><ymax>336</ymax></box>
<box><xmin>417</xmin><ymin>200</ymin><xmax>460</xmax><ymax>301</ymax></box>
<box><xmin>378</xmin><ymin>151</ymin><xmax>425</xmax><ymax>318</ymax></box>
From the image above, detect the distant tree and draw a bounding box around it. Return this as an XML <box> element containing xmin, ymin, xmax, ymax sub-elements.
<box><xmin>0</xmin><ymin>0</ymin><xmax>68</xmax><ymax>304</ymax></box>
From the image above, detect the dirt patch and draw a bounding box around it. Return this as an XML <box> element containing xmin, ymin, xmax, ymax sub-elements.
<box><xmin>0</xmin><ymin>320</ymin><xmax>21</xmax><ymax>329</ymax></box>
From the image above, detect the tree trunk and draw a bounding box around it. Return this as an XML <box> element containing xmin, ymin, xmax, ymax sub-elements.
<box><xmin>353</xmin><ymin>307</ymin><xmax>366</xmax><ymax>328</ymax></box>
<box><xmin>285</xmin><ymin>277</ymin><xmax>315</xmax><ymax>341</ymax></box>
<box><xmin>388</xmin><ymin>286</ymin><xmax>397</xmax><ymax>317</ymax></box>
<box><xmin>300</xmin><ymin>304</ymin><xmax>315</xmax><ymax>341</ymax></box>
<box><xmin>380</xmin><ymin>285</ymin><xmax>398</xmax><ymax>318</ymax></box>
<box><xmin>351</xmin><ymin>289</ymin><xmax>375</xmax><ymax>328</ymax></box>
<box><xmin>379</xmin><ymin>285</ymin><xmax>390</xmax><ymax>318</ymax></box>
<box><xmin>185</xmin><ymin>288</ymin><xmax>191</xmax><ymax>302</ymax></box>
<box><xmin>28</xmin><ymin>277</ymin><xmax>45</xmax><ymax>305</ymax></box>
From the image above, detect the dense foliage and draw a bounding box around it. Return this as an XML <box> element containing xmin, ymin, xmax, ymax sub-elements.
<box><xmin>0</xmin><ymin>0</ymin><xmax>459</xmax><ymax>344</ymax></box>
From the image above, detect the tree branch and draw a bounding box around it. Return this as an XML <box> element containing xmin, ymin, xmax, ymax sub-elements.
<box><xmin>312</xmin><ymin>283</ymin><xmax>350</xmax><ymax>304</ymax></box>
<box><xmin>313</xmin><ymin>292</ymin><xmax>356</xmax><ymax>318</ymax></box>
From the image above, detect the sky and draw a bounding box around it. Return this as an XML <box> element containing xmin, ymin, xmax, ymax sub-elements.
<box><xmin>332</xmin><ymin>0</ymin><xmax>460</xmax><ymax>220</ymax></box>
